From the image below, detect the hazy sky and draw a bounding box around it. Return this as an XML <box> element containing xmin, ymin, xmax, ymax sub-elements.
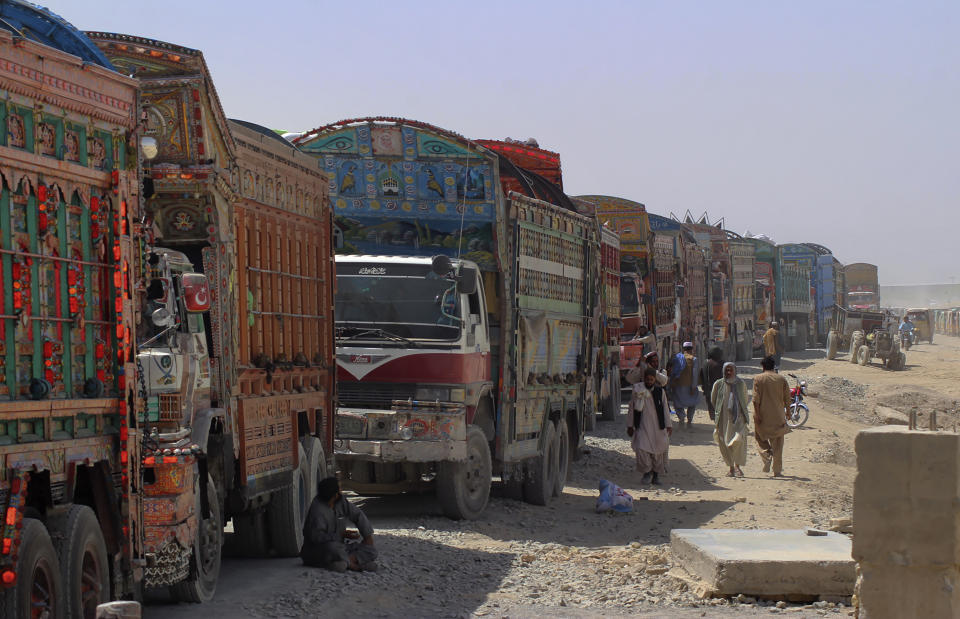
<box><xmin>69</xmin><ymin>1</ymin><xmax>958</xmax><ymax>285</ymax></box>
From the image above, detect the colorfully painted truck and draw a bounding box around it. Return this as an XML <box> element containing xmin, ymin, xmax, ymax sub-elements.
<box><xmin>776</xmin><ymin>246</ymin><xmax>814</xmax><ymax>351</ymax></box>
<box><xmin>805</xmin><ymin>243</ymin><xmax>837</xmax><ymax>346</ymax></box>
<box><xmin>682</xmin><ymin>219</ymin><xmax>736</xmax><ymax>359</ymax></box>
<box><xmin>0</xmin><ymin>16</ymin><xmax>144</xmax><ymax>615</ymax></box>
<box><xmin>91</xmin><ymin>33</ymin><xmax>336</xmax><ymax>598</ymax></box>
<box><xmin>295</xmin><ymin>118</ymin><xmax>601</xmax><ymax>517</ymax></box>
<box><xmin>843</xmin><ymin>263</ymin><xmax>880</xmax><ymax>310</ymax></box>
<box><xmin>647</xmin><ymin>213</ymin><xmax>683</xmax><ymax>358</ymax></box>
<box><xmin>679</xmin><ymin>232</ymin><xmax>709</xmax><ymax>362</ymax></box>
<box><xmin>728</xmin><ymin>233</ymin><xmax>756</xmax><ymax>361</ymax></box>
<box><xmin>575</xmin><ymin>196</ymin><xmax>650</xmax><ymax>394</ymax></box>
<box><xmin>745</xmin><ymin>237</ymin><xmax>777</xmax><ymax>355</ymax></box>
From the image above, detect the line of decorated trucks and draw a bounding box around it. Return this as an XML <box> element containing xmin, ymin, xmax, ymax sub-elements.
<box><xmin>0</xmin><ymin>5</ymin><xmax>884</xmax><ymax>614</ymax></box>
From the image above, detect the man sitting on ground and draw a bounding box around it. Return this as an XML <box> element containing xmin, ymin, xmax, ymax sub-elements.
<box><xmin>301</xmin><ymin>477</ymin><xmax>378</xmax><ymax>572</ymax></box>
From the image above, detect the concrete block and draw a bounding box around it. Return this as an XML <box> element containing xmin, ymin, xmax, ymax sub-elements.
<box><xmin>875</xmin><ymin>406</ymin><xmax>908</xmax><ymax>425</ymax></box>
<box><xmin>857</xmin><ymin>562</ymin><xmax>960</xmax><ymax>619</ymax></box>
<box><xmin>670</xmin><ymin>529</ymin><xmax>854</xmax><ymax>598</ymax></box>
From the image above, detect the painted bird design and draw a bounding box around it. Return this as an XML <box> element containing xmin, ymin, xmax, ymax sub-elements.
<box><xmin>340</xmin><ymin>164</ymin><xmax>356</xmax><ymax>194</ymax></box>
<box><xmin>425</xmin><ymin>168</ymin><xmax>444</xmax><ymax>197</ymax></box>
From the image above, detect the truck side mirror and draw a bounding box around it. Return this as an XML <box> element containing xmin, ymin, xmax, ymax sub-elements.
<box><xmin>151</xmin><ymin>307</ymin><xmax>174</xmax><ymax>327</ymax></box>
<box><xmin>456</xmin><ymin>266</ymin><xmax>478</xmax><ymax>295</ymax></box>
<box><xmin>431</xmin><ymin>255</ymin><xmax>453</xmax><ymax>276</ymax></box>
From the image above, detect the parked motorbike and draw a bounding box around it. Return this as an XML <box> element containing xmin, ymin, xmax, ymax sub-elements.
<box><xmin>786</xmin><ymin>373</ymin><xmax>809</xmax><ymax>428</ymax></box>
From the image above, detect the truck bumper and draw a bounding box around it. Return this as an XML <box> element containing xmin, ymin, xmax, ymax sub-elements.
<box><xmin>335</xmin><ymin>402</ymin><xmax>468</xmax><ymax>463</ymax></box>
<box><xmin>335</xmin><ymin>438</ymin><xmax>467</xmax><ymax>462</ymax></box>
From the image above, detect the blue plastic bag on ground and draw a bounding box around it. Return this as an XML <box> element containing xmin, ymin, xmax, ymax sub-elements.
<box><xmin>596</xmin><ymin>479</ymin><xmax>634</xmax><ymax>513</ymax></box>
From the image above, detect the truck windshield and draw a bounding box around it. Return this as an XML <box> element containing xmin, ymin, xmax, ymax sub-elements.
<box><xmin>336</xmin><ymin>272</ymin><xmax>461</xmax><ymax>341</ymax></box>
<box><xmin>620</xmin><ymin>279</ymin><xmax>640</xmax><ymax>315</ymax></box>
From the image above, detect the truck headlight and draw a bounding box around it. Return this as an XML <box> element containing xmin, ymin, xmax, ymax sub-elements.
<box><xmin>449</xmin><ymin>388</ymin><xmax>466</xmax><ymax>402</ymax></box>
<box><xmin>414</xmin><ymin>387</ymin><xmax>449</xmax><ymax>401</ymax></box>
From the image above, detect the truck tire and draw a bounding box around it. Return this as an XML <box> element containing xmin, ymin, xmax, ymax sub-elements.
<box><xmin>231</xmin><ymin>510</ymin><xmax>269</xmax><ymax>557</ymax></box>
<box><xmin>857</xmin><ymin>345</ymin><xmax>870</xmax><ymax>366</ymax></box>
<box><xmin>302</xmin><ymin>436</ymin><xmax>327</xmax><ymax>502</ymax></box>
<box><xmin>553</xmin><ymin>419</ymin><xmax>570</xmax><ymax>498</ymax></box>
<box><xmin>437</xmin><ymin>426</ymin><xmax>491</xmax><ymax>520</ymax></box>
<box><xmin>171</xmin><ymin>474</ymin><xmax>222</xmax><ymax>603</ymax></box>
<box><xmin>523</xmin><ymin>421</ymin><xmax>557</xmax><ymax>506</ymax></box>
<box><xmin>266</xmin><ymin>444</ymin><xmax>309</xmax><ymax>557</ymax></box>
<box><xmin>1</xmin><ymin>519</ymin><xmax>64</xmax><ymax>618</ymax></box>
<box><xmin>849</xmin><ymin>332</ymin><xmax>864</xmax><ymax>363</ymax></box>
<box><xmin>48</xmin><ymin>504</ymin><xmax>110</xmax><ymax>617</ymax></box>
<box><xmin>826</xmin><ymin>330</ymin><xmax>839</xmax><ymax>360</ymax></box>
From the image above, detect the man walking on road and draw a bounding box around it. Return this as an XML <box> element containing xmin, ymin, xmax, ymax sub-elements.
<box><xmin>763</xmin><ymin>322</ymin><xmax>783</xmax><ymax>369</ymax></box>
<box><xmin>670</xmin><ymin>342</ymin><xmax>700</xmax><ymax>430</ymax></box>
<box><xmin>628</xmin><ymin>367</ymin><xmax>673</xmax><ymax>485</ymax></box>
<box><xmin>752</xmin><ymin>355</ymin><xmax>792</xmax><ymax>477</ymax></box>
<box><xmin>700</xmin><ymin>347</ymin><xmax>725</xmax><ymax>421</ymax></box>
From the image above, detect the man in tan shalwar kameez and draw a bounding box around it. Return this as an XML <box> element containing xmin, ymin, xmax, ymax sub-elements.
<box><xmin>752</xmin><ymin>355</ymin><xmax>792</xmax><ymax>477</ymax></box>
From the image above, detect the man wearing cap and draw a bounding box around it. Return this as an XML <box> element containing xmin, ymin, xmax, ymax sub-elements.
<box><xmin>670</xmin><ymin>342</ymin><xmax>701</xmax><ymax>430</ymax></box>
<box><xmin>763</xmin><ymin>322</ymin><xmax>783</xmax><ymax>369</ymax></box>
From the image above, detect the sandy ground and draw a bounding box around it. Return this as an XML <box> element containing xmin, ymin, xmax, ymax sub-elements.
<box><xmin>144</xmin><ymin>336</ymin><xmax>960</xmax><ymax>618</ymax></box>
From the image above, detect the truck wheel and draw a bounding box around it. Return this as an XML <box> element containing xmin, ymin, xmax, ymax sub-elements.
<box><xmin>857</xmin><ymin>345</ymin><xmax>870</xmax><ymax>366</ymax></box>
<box><xmin>301</xmin><ymin>436</ymin><xmax>327</xmax><ymax>503</ymax></box>
<box><xmin>1</xmin><ymin>518</ymin><xmax>64</xmax><ymax>618</ymax></box>
<box><xmin>48</xmin><ymin>504</ymin><xmax>110</xmax><ymax>617</ymax></box>
<box><xmin>826</xmin><ymin>330</ymin><xmax>839</xmax><ymax>360</ymax></box>
<box><xmin>523</xmin><ymin>421</ymin><xmax>558</xmax><ymax>506</ymax></box>
<box><xmin>231</xmin><ymin>510</ymin><xmax>269</xmax><ymax>557</ymax></box>
<box><xmin>849</xmin><ymin>332</ymin><xmax>864</xmax><ymax>363</ymax></box>
<box><xmin>553</xmin><ymin>420</ymin><xmax>570</xmax><ymax>498</ymax></box>
<box><xmin>171</xmin><ymin>474</ymin><xmax>222</xmax><ymax>603</ymax></box>
<box><xmin>266</xmin><ymin>444</ymin><xmax>309</xmax><ymax>557</ymax></box>
<box><xmin>437</xmin><ymin>426</ymin><xmax>491</xmax><ymax>520</ymax></box>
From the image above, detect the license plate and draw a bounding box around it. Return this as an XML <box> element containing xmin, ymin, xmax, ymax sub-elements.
<box><xmin>336</xmin><ymin>414</ymin><xmax>366</xmax><ymax>438</ymax></box>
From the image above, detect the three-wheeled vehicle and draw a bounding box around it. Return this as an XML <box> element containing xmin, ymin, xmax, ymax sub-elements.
<box><xmin>904</xmin><ymin>308</ymin><xmax>935</xmax><ymax>344</ymax></box>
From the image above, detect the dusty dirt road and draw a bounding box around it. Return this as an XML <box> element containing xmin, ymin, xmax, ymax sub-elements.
<box><xmin>146</xmin><ymin>336</ymin><xmax>960</xmax><ymax>618</ymax></box>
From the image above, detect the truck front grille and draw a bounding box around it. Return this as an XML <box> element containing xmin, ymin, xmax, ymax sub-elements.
<box><xmin>337</xmin><ymin>382</ymin><xmax>416</xmax><ymax>409</ymax></box>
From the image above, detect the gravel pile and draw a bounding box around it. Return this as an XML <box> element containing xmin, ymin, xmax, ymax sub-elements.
<box><xmin>815</xmin><ymin>376</ymin><xmax>867</xmax><ymax>400</ymax></box>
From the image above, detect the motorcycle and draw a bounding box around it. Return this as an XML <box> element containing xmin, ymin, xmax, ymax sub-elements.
<box><xmin>786</xmin><ymin>373</ymin><xmax>809</xmax><ymax>428</ymax></box>
<box><xmin>900</xmin><ymin>326</ymin><xmax>914</xmax><ymax>351</ymax></box>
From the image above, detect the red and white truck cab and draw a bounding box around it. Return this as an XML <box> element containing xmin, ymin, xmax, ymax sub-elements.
<box><xmin>334</xmin><ymin>255</ymin><xmax>494</xmax><ymax>515</ymax></box>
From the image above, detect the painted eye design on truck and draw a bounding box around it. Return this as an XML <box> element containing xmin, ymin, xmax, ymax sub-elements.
<box><xmin>315</xmin><ymin>134</ymin><xmax>354</xmax><ymax>152</ymax></box>
<box><xmin>420</xmin><ymin>139</ymin><xmax>459</xmax><ymax>156</ymax></box>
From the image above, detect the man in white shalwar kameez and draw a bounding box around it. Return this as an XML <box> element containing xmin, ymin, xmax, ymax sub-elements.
<box><xmin>628</xmin><ymin>367</ymin><xmax>673</xmax><ymax>485</ymax></box>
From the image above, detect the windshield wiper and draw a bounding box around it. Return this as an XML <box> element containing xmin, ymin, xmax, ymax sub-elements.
<box><xmin>336</xmin><ymin>327</ymin><xmax>420</xmax><ymax>347</ymax></box>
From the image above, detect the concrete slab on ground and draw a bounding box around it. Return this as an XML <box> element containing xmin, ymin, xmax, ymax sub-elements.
<box><xmin>671</xmin><ymin>529</ymin><xmax>854</xmax><ymax>599</ymax></box>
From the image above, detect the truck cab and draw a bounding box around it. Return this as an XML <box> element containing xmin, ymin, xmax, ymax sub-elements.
<box><xmin>335</xmin><ymin>255</ymin><xmax>492</xmax><ymax>515</ymax></box>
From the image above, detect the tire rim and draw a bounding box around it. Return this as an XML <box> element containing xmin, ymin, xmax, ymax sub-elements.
<box><xmin>30</xmin><ymin>558</ymin><xmax>56</xmax><ymax>619</ymax></box>
<box><xmin>464</xmin><ymin>438</ymin><xmax>484</xmax><ymax>502</ymax></box>
<box><xmin>80</xmin><ymin>546</ymin><xmax>103</xmax><ymax>617</ymax></box>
